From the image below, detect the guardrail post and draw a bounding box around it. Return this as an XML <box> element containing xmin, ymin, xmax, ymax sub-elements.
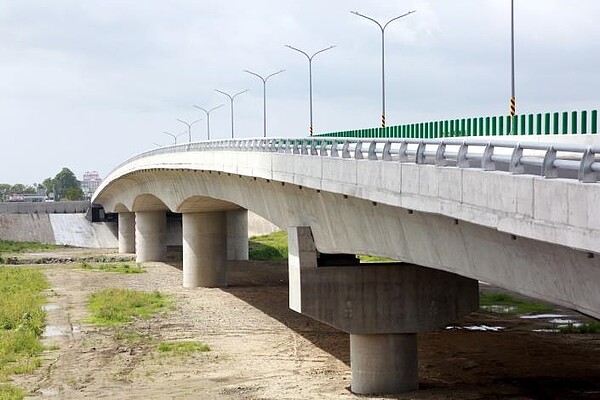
<box><xmin>415</xmin><ymin>142</ymin><xmax>425</xmax><ymax>164</ymax></box>
<box><xmin>398</xmin><ymin>142</ymin><xmax>408</xmax><ymax>162</ymax></box>
<box><xmin>482</xmin><ymin>144</ymin><xmax>495</xmax><ymax>171</ymax></box>
<box><xmin>382</xmin><ymin>141</ymin><xmax>393</xmax><ymax>161</ymax></box>
<box><xmin>342</xmin><ymin>141</ymin><xmax>351</xmax><ymax>158</ymax></box>
<box><xmin>355</xmin><ymin>141</ymin><xmax>364</xmax><ymax>160</ymax></box>
<box><xmin>319</xmin><ymin>141</ymin><xmax>328</xmax><ymax>156</ymax></box>
<box><xmin>368</xmin><ymin>142</ymin><xmax>378</xmax><ymax>160</ymax></box>
<box><xmin>457</xmin><ymin>142</ymin><xmax>470</xmax><ymax>168</ymax></box>
<box><xmin>592</xmin><ymin>110</ymin><xmax>598</xmax><ymax>134</ymax></box>
<box><xmin>310</xmin><ymin>141</ymin><xmax>318</xmax><ymax>156</ymax></box>
<box><xmin>578</xmin><ymin>147</ymin><xmax>597</xmax><ymax>183</ymax></box>
<box><xmin>509</xmin><ymin>144</ymin><xmax>524</xmax><ymax>174</ymax></box>
<box><xmin>435</xmin><ymin>142</ymin><xmax>447</xmax><ymax>166</ymax></box>
<box><xmin>301</xmin><ymin>140</ymin><xmax>308</xmax><ymax>155</ymax></box>
<box><xmin>331</xmin><ymin>141</ymin><xmax>339</xmax><ymax>157</ymax></box>
<box><xmin>541</xmin><ymin>146</ymin><xmax>558</xmax><ymax>178</ymax></box>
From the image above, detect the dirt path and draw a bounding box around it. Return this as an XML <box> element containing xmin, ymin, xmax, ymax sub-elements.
<box><xmin>11</xmin><ymin>253</ymin><xmax>600</xmax><ymax>399</ymax></box>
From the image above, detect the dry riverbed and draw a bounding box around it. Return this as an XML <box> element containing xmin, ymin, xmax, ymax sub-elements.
<box><xmin>9</xmin><ymin>249</ymin><xmax>600</xmax><ymax>399</ymax></box>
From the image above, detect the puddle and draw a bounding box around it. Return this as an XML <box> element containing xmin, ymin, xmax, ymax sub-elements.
<box><xmin>446</xmin><ymin>325</ymin><xmax>505</xmax><ymax>332</ymax></box>
<box><xmin>520</xmin><ymin>314</ymin><xmax>569</xmax><ymax>319</ymax></box>
<box><xmin>533</xmin><ymin>328</ymin><xmax>560</xmax><ymax>333</ymax></box>
<box><xmin>42</xmin><ymin>304</ymin><xmax>60</xmax><ymax>312</ymax></box>
<box><xmin>43</xmin><ymin>325</ymin><xmax>80</xmax><ymax>338</ymax></box>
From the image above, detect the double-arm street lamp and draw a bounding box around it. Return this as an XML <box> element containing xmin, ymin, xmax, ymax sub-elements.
<box><xmin>193</xmin><ymin>104</ymin><xmax>224</xmax><ymax>140</ymax></box>
<box><xmin>215</xmin><ymin>89</ymin><xmax>247</xmax><ymax>139</ymax></box>
<box><xmin>350</xmin><ymin>10</ymin><xmax>415</xmax><ymax>128</ymax></box>
<box><xmin>163</xmin><ymin>130</ymin><xmax>186</xmax><ymax>145</ymax></box>
<box><xmin>243</xmin><ymin>69</ymin><xmax>285</xmax><ymax>137</ymax></box>
<box><xmin>285</xmin><ymin>44</ymin><xmax>335</xmax><ymax>136</ymax></box>
<box><xmin>176</xmin><ymin>118</ymin><xmax>202</xmax><ymax>143</ymax></box>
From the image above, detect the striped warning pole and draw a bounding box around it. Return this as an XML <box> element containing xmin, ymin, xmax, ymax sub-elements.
<box><xmin>510</xmin><ymin>96</ymin><xmax>516</xmax><ymax>134</ymax></box>
<box><xmin>309</xmin><ymin>125</ymin><xmax>313</xmax><ymax>137</ymax></box>
<box><xmin>381</xmin><ymin>113</ymin><xmax>386</xmax><ymax>128</ymax></box>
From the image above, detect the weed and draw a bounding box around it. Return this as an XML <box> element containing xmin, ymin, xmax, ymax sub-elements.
<box><xmin>358</xmin><ymin>255</ymin><xmax>395</xmax><ymax>262</ymax></box>
<box><xmin>480</xmin><ymin>292</ymin><xmax>553</xmax><ymax>315</ymax></box>
<box><xmin>158</xmin><ymin>341</ymin><xmax>210</xmax><ymax>355</ymax></box>
<box><xmin>0</xmin><ymin>267</ymin><xmax>48</xmax><ymax>396</ymax></box>
<box><xmin>87</xmin><ymin>289</ymin><xmax>170</xmax><ymax>325</ymax></box>
<box><xmin>249</xmin><ymin>231</ymin><xmax>288</xmax><ymax>261</ymax></box>
<box><xmin>79</xmin><ymin>262</ymin><xmax>145</xmax><ymax>274</ymax></box>
<box><xmin>0</xmin><ymin>384</ymin><xmax>25</xmax><ymax>400</ymax></box>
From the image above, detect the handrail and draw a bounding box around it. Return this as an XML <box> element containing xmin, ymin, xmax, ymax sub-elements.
<box><xmin>105</xmin><ymin>137</ymin><xmax>600</xmax><ymax>184</ymax></box>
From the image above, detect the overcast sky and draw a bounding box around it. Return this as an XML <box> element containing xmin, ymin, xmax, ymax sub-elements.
<box><xmin>1</xmin><ymin>0</ymin><xmax>599</xmax><ymax>185</ymax></box>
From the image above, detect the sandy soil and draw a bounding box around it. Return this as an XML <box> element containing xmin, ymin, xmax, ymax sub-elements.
<box><xmin>10</xmin><ymin>249</ymin><xmax>600</xmax><ymax>400</ymax></box>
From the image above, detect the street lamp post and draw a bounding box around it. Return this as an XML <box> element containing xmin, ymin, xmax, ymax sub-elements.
<box><xmin>193</xmin><ymin>104</ymin><xmax>224</xmax><ymax>140</ymax></box>
<box><xmin>243</xmin><ymin>69</ymin><xmax>285</xmax><ymax>138</ymax></box>
<box><xmin>510</xmin><ymin>0</ymin><xmax>516</xmax><ymax>129</ymax></box>
<box><xmin>285</xmin><ymin>45</ymin><xmax>335</xmax><ymax>136</ymax></box>
<box><xmin>163</xmin><ymin>130</ymin><xmax>186</xmax><ymax>145</ymax></box>
<box><xmin>350</xmin><ymin>10</ymin><xmax>416</xmax><ymax>128</ymax></box>
<box><xmin>215</xmin><ymin>89</ymin><xmax>247</xmax><ymax>139</ymax></box>
<box><xmin>176</xmin><ymin>118</ymin><xmax>201</xmax><ymax>143</ymax></box>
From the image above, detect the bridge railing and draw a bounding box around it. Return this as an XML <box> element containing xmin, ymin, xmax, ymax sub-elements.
<box><xmin>110</xmin><ymin>137</ymin><xmax>600</xmax><ymax>184</ymax></box>
<box><xmin>314</xmin><ymin>109</ymin><xmax>598</xmax><ymax>139</ymax></box>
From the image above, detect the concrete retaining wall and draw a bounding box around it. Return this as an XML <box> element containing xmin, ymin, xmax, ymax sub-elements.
<box><xmin>0</xmin><ymin>201</ymin><xmax>90</xmax><ymax>214</ymax></box>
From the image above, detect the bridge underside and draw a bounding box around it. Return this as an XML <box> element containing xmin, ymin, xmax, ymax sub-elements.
<box><xmin>94</xmin><ymin>165</ymin><xmax>600</xmax><ymax>394</ymax></box>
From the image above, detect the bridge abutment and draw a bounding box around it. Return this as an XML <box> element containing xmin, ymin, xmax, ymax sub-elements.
<box><xmin>183</xmin><ymin>211</ymin><xmax>227</xmax><ymax>288</ymax></box>
<box><xmin>118</xmin><ymin>212</ymin><xmax>135</xmax><ymax>253</ymax></box>
<box><xmin>226</xmin><ymin>209</ymin><xmax>249</xmax><ymax>261</ymax></box>
<box><xmin>288</xmin><ymin>226</ymin><xmax>478</xmax><ymax>394</ymax></box>
<box><xmin>135</xmin><ymin>211</ymin><xmax>166</xmax><ymax>262</ymax></box>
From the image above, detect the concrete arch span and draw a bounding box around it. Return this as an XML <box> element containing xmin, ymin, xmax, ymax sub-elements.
<box><xmin>95</xmin><ymin>166</ymin><xmax>600</xmax><ymax>319</ymax></box>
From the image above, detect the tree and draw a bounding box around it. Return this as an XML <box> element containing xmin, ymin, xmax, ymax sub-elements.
<box><xmin>52</xmin><ymin>167</ymin><xmax>84</xmax><ymax>201</ymax></box>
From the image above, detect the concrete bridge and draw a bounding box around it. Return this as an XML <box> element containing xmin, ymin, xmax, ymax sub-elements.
<box><xmin>92</xmin><ymin>137</ymin><xmax>600</xmax><ymax>394</ymax></box>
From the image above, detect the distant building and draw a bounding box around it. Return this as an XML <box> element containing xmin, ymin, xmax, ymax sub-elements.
<box><xmin>80</xmin><ymin>171</ymin><xmax>103</xmax><ymax>199</ymax></box>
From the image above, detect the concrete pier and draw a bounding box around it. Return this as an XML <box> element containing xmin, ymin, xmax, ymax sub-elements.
<box><xmin>135</xmin><ymin>211</ymin><xmax>166</xmax><ymax>262</ymax></box>
<box><xmin>350</xmin><ymin>333</ymin><xmax>418</xmax><ymax>394</ymax></box>
<box><xmin>118</xmin><ymin>212</ymin><xmax>136</xmax><ymax>253</ymax></box>
<box><xmin>183</xmin><ymin>211</ymin><xmax>227</xmax><ymax>288</ymax></box>
<box><xmin>226</xmin><ymin>209</ymin><xmax>249</xmax><ymax>261</ymax></box>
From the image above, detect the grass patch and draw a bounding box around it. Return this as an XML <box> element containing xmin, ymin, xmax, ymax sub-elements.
<box><xmin>87</xmin><ymin>288</ymin><xmax>170</xmax><ymax>326</ymax></box>
<box><xmin>79</xmin><ymin>262</ymin><xmax>145</xmax><ymax>274</ymax></box>
<box><xmin>0</xmin><ymin>240</ymin><xmax>61</xmax><ymax>256</ymax></box>
<box><xmin>158</xmin><ymin>341</ymin><xmax>210</xmax><ymax>355</ymax></box>
<box><xmin>480</xmin><ymin>292</ymin><xmax>554</xmax><ymax>315</ymax></box>
<box><xmin>0</xmin><ymin>267</ymin><xmax>48</xmax><ymax>397</ymax></box>
<box><xmin>559</xmin><ymin>321</ymin><xmax>600</xmax><ymax>334</ymax></box>
<box><xmin>0</xmin><ymin>384</ymin><xmax>25</xmax><ymax>400</ymax></box>
<box><xmin>358</xmin><ymin>255</ymin><xmax>395</xmax><ymax>262</ymax></box>
<box><xmin>249</xmin><ymin>231</ymin><xmax>288</xmax><ymax>261</ymax></box>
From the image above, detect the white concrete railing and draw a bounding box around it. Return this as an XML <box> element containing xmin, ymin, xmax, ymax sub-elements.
<box><xmin>115</xmin><ymin>138</ymin><xmax>600</xmax><ymax>183</ymax></box>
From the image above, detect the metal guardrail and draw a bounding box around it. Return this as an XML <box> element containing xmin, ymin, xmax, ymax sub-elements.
<box><xmin>109</xmin><ymin>138</ymin><xmax>600</xmax><ymax>184</ymax></box>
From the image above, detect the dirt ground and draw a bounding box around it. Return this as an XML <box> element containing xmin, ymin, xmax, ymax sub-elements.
<box><xmin>10</xmin><ymin>249</ymin><xmax>600</xmax><ymax>400</ymax></box>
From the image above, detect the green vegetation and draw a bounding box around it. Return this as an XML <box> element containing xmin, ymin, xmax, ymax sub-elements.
<box><xmin>79</xmin><ymin>262</ymin><xmax>145</xmax><ymax>274</ymax></box>
<box><xmin>0</xmin><ymin>240</ymin><xmax>60</xmax><ymax>256</ymax></box>
<box><xmin>158</xmin><ymin>341</ymin><xmax>210</xmax><ymax>355</ymax></box>
<box><xmin>559</xmin><ymin>320</ymin><xmax>600</xmax><ymax>334</ymax></box>
<box><xmin>87</xmin><ymin>288</ymin><xmax>170</xmax><ymax>326</ymax></box>
<box><xmin>479</xmin><ymin>292</ymin><xmax>554</xmax><ymax>315</ymax></box>
<box><xmin>0</xmin><ymin>267</ymin><xmax>49</xmax><ymax>399</ymax></box>
<box><xmin>43</xmin><ymin>167</ymin><xmax>84</xmax><ymax>201</ymax></box>
<box><xmin>0</xmin><ymin>384</ymin><xmax>25</xmax><ymax>400</ymax></box>
<box><xmin>358</xmin><ymin>255</ymin><xmax>395</xmax><ymax>262</ymax></box>
<box><xmin>249</xmin><ymin>231</ymin><xmax>288</xmax><ymax>261</ymax></box>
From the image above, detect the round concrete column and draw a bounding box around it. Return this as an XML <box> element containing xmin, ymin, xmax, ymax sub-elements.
<box><xmin>118</xmin><ymin>212</ymin><xmax>136</xmax><ymax>254</ymax></box>
<box><xmin>135</xmin><ymin>211</ymin><xmax>167</xmax><ymax>263</ymax></box>
<box><xmin>350</xmin><ymin>333</ymin><xmax>418</xmax><ymax>394</ymax></box>
<box><xmin>226</xmin><ymin>209</ymin><xmax>249</xmax><ymax>261</ymax></box>
<box><xmin>183</xmin><ymin>211</ymin><xmax>227</xmax><ymax>288</ymax></box>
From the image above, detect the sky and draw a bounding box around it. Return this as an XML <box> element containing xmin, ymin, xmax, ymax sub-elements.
<box><xmin>1</xmin><ymin>0</ymin><xmax>599</xmax><ymax>185</ymax></box>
